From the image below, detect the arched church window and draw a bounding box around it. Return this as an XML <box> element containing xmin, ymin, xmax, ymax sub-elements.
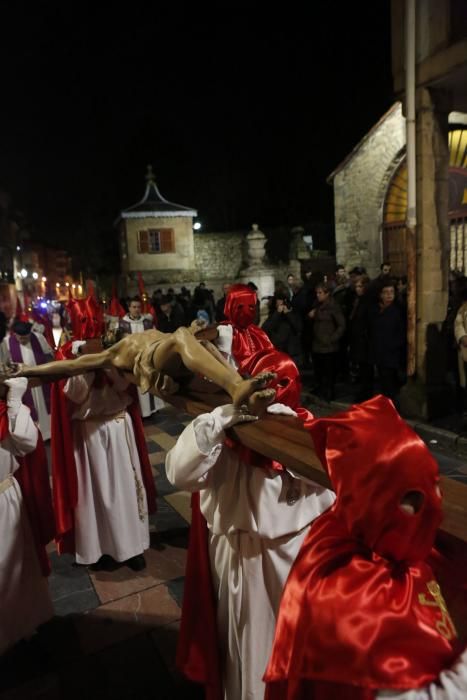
<box><xmin>382</xmin><ymin>127</ymin><xmax>467</xmax><ymax>275</ymax></box>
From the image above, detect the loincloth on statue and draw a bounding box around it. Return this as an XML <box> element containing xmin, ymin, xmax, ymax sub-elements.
<box><xmin>133</xmin><ymin>339</ymin><xmax>180</xmax><ymax>397</ymax></box>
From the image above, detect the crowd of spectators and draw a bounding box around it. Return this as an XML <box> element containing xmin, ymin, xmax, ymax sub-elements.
<box><xmin>4</xmin><ymin>263</ymin><xmax>467</xmax><ymax>416</ymax></box>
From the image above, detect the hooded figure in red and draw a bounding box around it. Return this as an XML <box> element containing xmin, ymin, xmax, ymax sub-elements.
<box><xmin>264</xmin><ymin>395</ymin><xmax>464</xmax><ymax>700</ymax></box>
<box><xmin>222</xmin><ymin>283</ymin><xmax>273</xmax><ymax>362</ymax></box>
<box><xmin>50</xmin><ymin>295</ymin><xmax>156</xmax><ymax>559</ymax></box>
<box><xmin>174</xmin><ymin>289</ymin><xmax>329</xmax><ymax>700</ymax></box>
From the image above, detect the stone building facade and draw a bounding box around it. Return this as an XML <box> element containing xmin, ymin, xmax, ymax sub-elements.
<box><xmin>328</xmin><ymin>103</ymin><xmax>406</xmax><ymax>278</ymax></box>
<box><xmin>117</xmin><ymin>169</ymin><xmax>311</xmax><ymax>300</ymax></box>
<box><xmin>328</xmin><ymin>0</ymin><xmax>467</xmax><ymax>417</ymax></box>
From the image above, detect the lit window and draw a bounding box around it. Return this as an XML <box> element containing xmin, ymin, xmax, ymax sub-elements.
<box><xmin>138</xmin><ymin>229</ymin><xmax>175</xmax><ymax>254</ymax></box>
<box><xmin>148</xmin><ymin>230</ymin><xmax>161</xmax><ymax>252</ymax></box>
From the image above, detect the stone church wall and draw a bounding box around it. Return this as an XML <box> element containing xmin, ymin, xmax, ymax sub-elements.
<box><xmin>333</xmin><ymin>103</ymin><xmax>406</xmax><ymax>277</ymax></box>
<box><xmin>194</xmin><ymin>232</ymin><xmax>245</xmax><ymax>282</ymax></box>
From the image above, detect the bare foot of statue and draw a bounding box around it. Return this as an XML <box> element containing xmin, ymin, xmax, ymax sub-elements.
<box><xmin>247</xmin><ymin>387</ymin><xmax>276</xmax><ymax>416</ymax></box>
<box><xmin>231</xmin><ymin>372</ymin><xmax>276</xmax><ymax>412</ymax></box>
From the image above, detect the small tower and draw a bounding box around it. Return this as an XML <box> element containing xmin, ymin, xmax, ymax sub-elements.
<box><xmin>116</xmin><ymin>166</ymin><xmax>197</xmax><ymax>293</ymax></box>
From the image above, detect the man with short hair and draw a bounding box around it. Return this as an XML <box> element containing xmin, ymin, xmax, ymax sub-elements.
<box><xmin>119</xmin><ymin>297</ymin><xmax>160</xmax><ymax>417</ymax></box>
<box><xmin>157</xmin><ymin>295</ymin><xmax>186</xmax><ymax>333</ymax></box>
<box><xmin>4</xmin><ymin>321</ymin><xmax>53</xmax><ymax>440</ymax></box>
<box><xmin>286</xmin><ymin>274</ymin><xmax>295</xmax><ymax>301</ymax></box>
<box><xmin>380</xmin><ymin>261</ymin><xmax>391</xmax><ymax>277</ymax></box>
<box><xmin>215</xmin><ymin>283</ymin><xmax>232</xmax><ymax>322</ymax></box>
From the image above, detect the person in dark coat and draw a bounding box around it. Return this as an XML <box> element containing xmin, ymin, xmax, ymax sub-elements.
<box><xmin>215</xmin><ymin>283</ymin><xmax>232</xmax><ymax>323</ymax></box>
<box><xmin>247</xmin><ymin>281</ymin><xmax>261</xmax><ymax>325</ymax></box>
<box><xmin>262</xmin><ymin>294</ymin><xmax>303</xmax><ymax>368</ymax></box>
<box><xmin>348</xmin><ymin>275</ymin><xmax>372</xmax><ymax>401</ymax></box>
<box><xmin>307</xmin><ymin>283</ymin><xmax>345</xmax><ymax>401</ymax></box>
<box><xmin>367</xmin><ymin>282</ymin><xmax>406</xmax><ymax>408</ymax></box>
<box><xmin>156</xmin><ymin>295</ymin><xmax>186</xmax><ymax>333</ymax></box>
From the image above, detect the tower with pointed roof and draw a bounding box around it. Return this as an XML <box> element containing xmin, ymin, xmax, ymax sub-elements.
<box><xmin>116</xmin><ymin>166</ymin><xmax>198</xmax><ymax>293</ymax></box>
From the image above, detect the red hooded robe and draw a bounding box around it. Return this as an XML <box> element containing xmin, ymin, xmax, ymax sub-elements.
<box><xmin>51</xmin><ymin>299</ymin><xmax>156</xmax><ymax>554</ymax></box>
<box><xmin>264</xmin><ymin>396</ymin><xmax>464</xmax><ymax>700</ymax></box>
<box><xmin>176</xmin><ymin>284</ymin><xmax>315</xmax><ymax>698</ymax></box>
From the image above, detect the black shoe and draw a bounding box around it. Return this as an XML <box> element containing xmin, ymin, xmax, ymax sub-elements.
<box><xmin>89</xmin><ymin>554</ymin><xmax>118</xmax><ymax>572</ymax></box>
<box><xmin>125</xmin><ymin>554</ymin><xmax>147</xmax><ymax>572</ymax></box>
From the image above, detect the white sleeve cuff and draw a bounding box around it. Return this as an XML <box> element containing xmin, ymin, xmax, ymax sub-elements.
<box><xmin>216</xmin><ymin>324</ymin><xmax>233</xmax><ymax>355</ymax></box>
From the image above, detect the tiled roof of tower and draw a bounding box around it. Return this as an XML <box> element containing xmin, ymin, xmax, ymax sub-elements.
<box><xmin>120</xmin><ymin>166</ymin><xmax>197</xmax><ymax>219</ymax></box>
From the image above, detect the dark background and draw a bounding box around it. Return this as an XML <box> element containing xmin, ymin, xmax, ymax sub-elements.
<box><xmin>0</xmin><ymin>2</ymin><xmax>394</xmax><ymax>271</ymax></box>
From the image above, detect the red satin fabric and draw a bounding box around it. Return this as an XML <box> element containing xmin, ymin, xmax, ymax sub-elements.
<box><xmin>0</xmin><ymin>401</ymin><xmax>55</xmax><ymax>575</ymax></box>
<box><xmin>109</xmin><ymin>295</ymin><xmax>126</xmax><ymax>318</ymax></box>
<box><xmin>224</xmin><ymin>349</ymin><xmax>314</xmax><ymax>471</ymax></box>
<box><xmin>265</xmin><ymin>396</ymin><xmax>459</xmax><ymax>698</ymax></box>
<box><xmin>222</xmin><ymin>284</ymin><xmax>273</xmax><ymax>360</ymax></box>
<box><xmin>51</xmin><ymin>343</ymin><xmax>79</xmax><ymax>553</ymax></box>
<box><xmin>176</xmin><ymin>492</ymin><xmax>223</xmax><ymax>700</ymax></box>
<box><xmin>239</xmin><ymin>349</ymin><xmax>302</xmax><ymax>410</ymax></box>
<box><xmin>16</xmin><ymin>432</ymin><xmax>55</xmax><ymax>576</ymax></box>
<box><xmin>67</xmin><ymin>297</ymin><xmax>104</xmax><ymax>340</ymax></box>
<box><xmin>0</xmin><ymin>401</ymin><xmax>8</xmax><ymax>441</ymax></box>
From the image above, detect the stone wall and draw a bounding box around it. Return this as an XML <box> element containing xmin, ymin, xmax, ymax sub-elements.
<box><xmin>125</xmin><ymin>228</ymin><xmax>313</xmax><ymax>300</ymax></box>
<box><xmin>194</xmin><ymin>232</ymin><xmax>245</xmax><ymax>281</ymax></box>
<box><xmin>332</xmin><ymin>102</ymin><xmax>406</xmax><ymax>277</ymax></box>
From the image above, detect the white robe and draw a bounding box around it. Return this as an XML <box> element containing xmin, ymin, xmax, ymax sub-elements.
<box><xmin>121</xmin><ymin>314</ymin><xmax>164</xmax><ymax>418</ymax></box>
<box><xmin>166</xmin><ymin>410</ymin><xmax>335</xmax><ymax>700</ymax></box>
<box><xmin>4</xmin><ymin>332</ymin><xmax>53</xmax><ymax>440</ymax></box>
<box><xmin>0</xmin><ymin>405</ymin><xmax>53</xmax><ymax>654</ymax></box>
<box><xmin>64</xmin><ymin>368</ymin><xmax>150</xmax><ymax>565</ymax></box>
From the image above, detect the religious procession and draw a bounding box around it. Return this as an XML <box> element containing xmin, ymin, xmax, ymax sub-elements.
<box><xmin>1</xmin><ymin>1</ymin><xmax>467</xmax><ymax>699</ymax></box>
<box><xmin>0</xmin><ymin>271</ymin><xmax>465</xmax><ymax>699</ymax></box>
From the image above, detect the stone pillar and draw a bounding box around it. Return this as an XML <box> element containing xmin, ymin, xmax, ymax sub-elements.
<box><xmin>416</xmin><ymin>88</ymin><xmax>450</xmax><ymax>376</ymax></box>
<box><xmin>401</xmin><ymin>88</ymin><xmax>451</xmax><ymax>417</ymax></box>
<box><xmin>239</xmin><ymin>224</ymin><xmax>275</xmax><ymax>323</ymax></box>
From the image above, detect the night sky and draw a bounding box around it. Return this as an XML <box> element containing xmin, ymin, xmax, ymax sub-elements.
<box><xmin>1</xmin><ymin>2</ymin><xmax>393</xmax><ymax>266</ymax></box>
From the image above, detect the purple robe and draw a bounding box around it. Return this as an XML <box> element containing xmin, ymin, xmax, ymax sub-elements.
<box><xmin>8</xmin><ymin>333</ymin><xmax>52</xmax><ymax>421</ymax></box>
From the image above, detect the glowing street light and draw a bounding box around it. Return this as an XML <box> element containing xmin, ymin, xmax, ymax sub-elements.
<box><xmin>193</xmin><ymin>222</ymin><xmax>202</xmax><ymax>230</ymax></box>
<box><xmin>20</xmin><ymin>268</ymin><xmax>28</xmax><ymax>278</ymax></box>
<box><xmin>32</xmin><ymin>272</ymin><xmax>39</xmax><ymax>280</ymax></box>
<box><xmin>42</xmin><ymin>276</ymin><xmax>47</xmax><ymax>282</ymax></box>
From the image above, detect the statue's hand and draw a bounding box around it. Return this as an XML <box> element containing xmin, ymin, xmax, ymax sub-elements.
<box><xmin>5</xmin><ymin>362</ymin><xmax>27</xmax><ymax>378</ymax></box>
<box><xmin>190</xmin><ymin>318</ymin><xmax>208</xmax><ymax>333</ymax></box>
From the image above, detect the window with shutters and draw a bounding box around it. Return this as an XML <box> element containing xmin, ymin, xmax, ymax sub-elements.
<box><xmin>137</xmin><ymin>228</ymin><xmax>175</xmax><ymax>254</ymax></box>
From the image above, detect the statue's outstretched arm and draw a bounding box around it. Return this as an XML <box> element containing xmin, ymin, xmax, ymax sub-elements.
<box><xmin>14</xmin><ymin>349</ymin><xmax>112</xmax><ymax>379</ymax></box>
